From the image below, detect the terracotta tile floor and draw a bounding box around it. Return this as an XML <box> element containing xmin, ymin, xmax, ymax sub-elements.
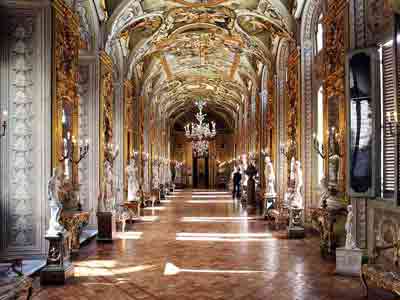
<box><xmin>33</xmin><ymin>190</ymin><xmax>395</xmax><ymax>300</ymax></box>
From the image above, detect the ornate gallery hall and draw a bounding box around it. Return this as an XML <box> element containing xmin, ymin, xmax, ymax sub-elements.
<box><xmin>1</xmin><ymin>0</ymin><xmax>400</xmax><ymax>299</ymax></box>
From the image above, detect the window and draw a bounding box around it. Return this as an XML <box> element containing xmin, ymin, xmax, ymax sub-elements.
<box><xmin>315</xmin><ymin>14</ymin><xmax>323</xmax><ymax>55</ymax></box>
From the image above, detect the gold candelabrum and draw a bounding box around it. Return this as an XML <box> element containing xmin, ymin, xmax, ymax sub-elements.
<box><xmin>279</xmin><ymin>139</ymin><xmax>297</xmax><ymax>159</ymax></box>
<box><xmin>312</xmin><ymin>127</ymin><xmax>344</xmax><ymax>159</ymax></box>
<box><xmin>59</xmin><ymin>134</ymin><xmax>90</xmax><ymax>165</ymax></box>
<box><xmin>0</xmin><ymin>110</ymin><xmax>8</xmax><ymax>139</ymax></box>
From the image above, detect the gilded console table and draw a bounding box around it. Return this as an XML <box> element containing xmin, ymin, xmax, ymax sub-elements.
<box><xmin>311</xmin><ymin>207</ymin><xmax>347</xmax><ymax>257</ymax></box>
<box><xmin>60</xmin><ymin>211</ymin><xmax>90</xmax><ymax>251</ymax></box>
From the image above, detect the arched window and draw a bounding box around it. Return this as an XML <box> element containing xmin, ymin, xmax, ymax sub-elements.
<box><xmin>315</xmin><ymin>14</ymin><xmax>323</xmax><ymax>55</ymax></box>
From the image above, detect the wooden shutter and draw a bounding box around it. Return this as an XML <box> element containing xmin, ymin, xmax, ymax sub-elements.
<box><xmin>382</xmin><ymin>44</ymin><xmax>396</xmax><ymax>197</ymax></box>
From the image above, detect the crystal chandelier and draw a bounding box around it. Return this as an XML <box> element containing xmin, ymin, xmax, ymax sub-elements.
<box><xmin>184</xmin><ymin>100</ymin><xmax>216</xmax><ymax>141</ymax></box>
<box><xmin>192</xmin><ymin>140</ymin><xmax>209</xmax><ymax>157</ymax></box>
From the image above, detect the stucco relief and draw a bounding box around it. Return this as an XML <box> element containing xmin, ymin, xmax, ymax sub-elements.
<box><xmin>78</xmin><ymin>65</ymin><xmax>90</xmax><ymax>209</ymax></box>
<box><xmin>9</xmin><ymin>18</ymin><xmax>35</xmax><ymax>246</ymax></box>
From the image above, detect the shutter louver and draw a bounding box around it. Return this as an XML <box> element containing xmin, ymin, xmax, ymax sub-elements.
<box><xmin>383</xmin><ymin>45</ymin><xmax>396</xmax><ymax>197</ymax></box>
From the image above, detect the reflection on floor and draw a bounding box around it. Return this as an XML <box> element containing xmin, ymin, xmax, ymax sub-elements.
<box><xmin>32</xmin><ymin>190</ymin><xmax>394</xmax><ymax>300</ymax></box>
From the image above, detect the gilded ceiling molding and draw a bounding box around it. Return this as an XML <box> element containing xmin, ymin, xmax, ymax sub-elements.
<box><xmin>104</xmin><ymin>0</ymin><xmax>146</xmax><ymax>54</ymax></box>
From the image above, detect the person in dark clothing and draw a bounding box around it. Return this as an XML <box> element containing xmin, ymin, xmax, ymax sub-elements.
<box><xmin>232</xmin><ymin>167</ymin><xmax>242</xmax><ymax>199</ymax></box>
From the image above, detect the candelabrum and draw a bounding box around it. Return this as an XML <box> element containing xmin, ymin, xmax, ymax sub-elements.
<box><xmin>386</xmin><ymin>111</ymin><xmax>399</xmax><ymax>136</ymax></box>
<box><xmin>59</xmin><ymin>135</ymin><xmax>90</xmax><ymax>165</ymax></box>
<box><xmin>312</xmin><ymin>127</ymin><xmax>344</xmax><ymax>159</ymax></box>
<box><xmin>280</xmin><ymin>140</ymin><xmax>296</xmax><ymax>159</ymax></box>
<box><xmin>0</xmin><ymin>110</ymin><xmax>8</xmax><ymax>139</ymax></box>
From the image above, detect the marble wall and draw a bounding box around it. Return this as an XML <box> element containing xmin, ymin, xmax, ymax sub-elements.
<box><xmin>0</xmin><ymin>3</ymin><xmax>52</xmax><ymax>257</ymax></box>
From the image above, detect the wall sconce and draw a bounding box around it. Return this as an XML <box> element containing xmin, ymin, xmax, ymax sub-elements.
<box><xmin>386</xmin><ymin>111</ymin><xmax>398</xmax><ymax>136</ymax></box>
<box><xmin>0</xmin><ymin>110</ymin><xmax>8</xmax><ymax>138</ymax></box>
<box><xmin>312</xmin><ymin>127</ymin><xmax>344</xmax><ymax>159</ymax></box>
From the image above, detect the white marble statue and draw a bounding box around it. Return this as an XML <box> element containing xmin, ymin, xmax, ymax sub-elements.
<box><xmin>152</xmin><ymin>161</ymin><xmax>160</xmax><ymax>189</ymax></box>
<box><xmin>289</xmin><ymin>157</ymin><xmax>296</xmax><ymax>188</ymax></box>
<box><xmin>319</xmin><ymin>177</ymin><xmax>330</xmax><ymax>208</ymax></box>
<box><xmin>47</xmin><ymin>168</ymin><xmax>65</xmax><ymax>236</ymax></box>
<box><xmin>99</xmin><ymin>160</ymin><xmax>115</xmax><ymax>212</ymax></box>
<box><xmin>126</xmin><ymin>159</ymin><xmax>139</xmax><ymax>201</ymax></box>
<box><xmin>291</xmin><ymin>160</ymin><xmax>304</xmax><ymax>209</ymax></box>
<box><xmin>264</xmin><ymin>156</ymin><xmax>276</xmax><ymax>197</ymax></box>
<box><xmin>175</xmin><ymin>163</ymin><xmax>182</xmax><ymax>184</ymax></box>
<box><xmin>345</xmin><ymin>205</ymin><xmax>356</xmax><ymax>249</ymax></box>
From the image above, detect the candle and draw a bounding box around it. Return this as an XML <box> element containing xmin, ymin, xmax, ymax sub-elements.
<box><xmin>2</xmin><ymin>110</ymin><xmax>8</xmax><ymax>121</ymax></box>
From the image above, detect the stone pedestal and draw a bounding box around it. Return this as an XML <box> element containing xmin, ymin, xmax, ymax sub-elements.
<box><xmin>40</xmin><ymin>232</ymin><xmax>74</xmax><ymax>285</ymax></box>
<box><xmin>288</xmin><ymin>208</ymin><xmax>305</xmax><ymax>239</ymax></box>
<box><xmin>263</xmin><ymin>195</ymin><xmax>277</xmax><ymax>218</ymax></box>
<box><xmin>336</xmin><ymin>247</ymin><xmax>363</xmax><ymax>276</ymax></box>
<box><xmin>96</xmin><ymin>212</ymin><xmax>116</xmax><ymax>241</ymax></box>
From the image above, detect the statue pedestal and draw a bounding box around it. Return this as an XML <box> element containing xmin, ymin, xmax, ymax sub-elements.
<box><xmin>263</xmin><ymin>195</ymin><xmax>277</xmax><ymax>218</ymax></box>
<box><xmin>336</xmin><ymin>247</ymin><xmax>363</xmax><ymax>276</ymax></box>
<box><xmin>96</xmin><ymin>212</ymin><xmax>116</xmax><ymax>242</ymax></box>
<box><xmin>40</xmin><ymin>232</ymin><xmax>74</xmax><ymax>285</ymax></box>
<box><xmin>247</xmin><ymin>179</ymin><xmax>256</xmax><ymax>206</ymax></box>
<box><xmin>288</xmin><ymin>208</ymin><xmax>305</xmax><ymax>239</ymax></box>
<box><xmin>159</xmin><ymin>186</ymin><xmax>166</xmax><ymax>200</ymax></box>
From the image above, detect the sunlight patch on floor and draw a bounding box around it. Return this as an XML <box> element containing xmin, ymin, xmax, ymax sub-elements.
<box><xmin>115</xmin><ymin>231</ymin><xmax>143</xmax><ymax>240</ymax></box>
<box><xmin>175</xmin><ymin>232</ymin><xmax>274</xmax><ymax>242</ymax></box>
<box><xmin>163</xmin><ymin>262</ymin><xmax>266</xmax><ymax>276</ymax></box>
<box><xmin>181</xmin><ymin>216</ymin><xmax>263</xmax><ymax>223</ymax></box>
<box><xmin>186</xmin><ymin>200</ymin><xmax>235</xmax><ymax>203</ymax></box>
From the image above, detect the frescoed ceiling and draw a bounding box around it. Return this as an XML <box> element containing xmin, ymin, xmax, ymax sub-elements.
<box><xmin>104</xmin><ymin>0</ymin><xmax>296</xmax><ymax>125</ymax></box>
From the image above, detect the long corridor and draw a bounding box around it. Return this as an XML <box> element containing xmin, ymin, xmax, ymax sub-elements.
<box><xmin>34</xmin><ymin>190</ymin><xmax>366</xmax><ymax>300</ymax></box>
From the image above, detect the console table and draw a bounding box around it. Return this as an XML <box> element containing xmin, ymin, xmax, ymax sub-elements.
<box><xmin>311</xmin><ymin>207</ymin><xmax>347</xmax><ymax>257</ymax></box>
<box><xmin>60</xmin><ymin>211</ymin><xmax>90</xmax><ymax>251</ymax></box>
<box><xmin>0</xmin><ymin>259</ymin><xmax>32</xmax><ymax>300</ymax></box>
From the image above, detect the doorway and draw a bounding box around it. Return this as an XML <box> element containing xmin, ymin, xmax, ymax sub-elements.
<box><xmin>193</xmin><ymin>155</ymin><xmax>209</xmax><ymax>188</ymax></box>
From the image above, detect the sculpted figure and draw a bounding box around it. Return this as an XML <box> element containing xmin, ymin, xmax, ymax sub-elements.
<box><xmin>99</xmin><ymin>161</ymin><xmax>114</xmax><ymax>212</ymax></box>
<box><xmin>291</xmin><ymin>161</ymin><xmax>304</xmax><ymax>209</ymax></box>
<box><xmin>345</xmin><ymin>205</ymin><xmax>356</xmax><ymax>249</ymax></box>
<box><xmin>126</xmin><ymin>159</ymin><xmax>139</xmax><ymax>201</ymax></box>
<box><xmin>47</xmin><ymin>168</ymin><xmax>65</xmax><ymax>235</ymax></box>
<box><xmin>264</xmin><ymin>156</ymin><xmax>276</xmax><ymax>196</ymax></box>
<box><xmin>152</xmin><ymin>161</ymin><xmax>160</xmax><ymax>189</ymax></box>
<box><xmin>328</xmin><ymin>134</ymin><xmax>340</xmax><ymax>190</ymax></box>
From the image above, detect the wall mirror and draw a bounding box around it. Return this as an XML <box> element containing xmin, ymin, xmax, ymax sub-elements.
<box><xmin>346</xmin><ymin>49</ymin><xmax>380</xmax><ymax>197</ymax></box>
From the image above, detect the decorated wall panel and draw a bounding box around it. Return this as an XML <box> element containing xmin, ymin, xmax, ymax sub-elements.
<box><xmin>324</xmin><ymin>0</ymin><xmax>348</xmax><ymax>193</ymax></box>
<box><xmin>52</xmin><ymin>0</ymin><xmax>80</xmax><ymax>185</ymax></box>
<box><xmin>99</xmin><ymin>51</ymin><xmax>114</xmax><ymax>186</ymax></box>
<box><xmin>286</xmin><ymin>46</ymin><xmax>301</xmax><ymax>163</ymax></box>
<box><xmin>0</xmin><ymin>6</ymin><xmax>51</xmax><ymax>257</ymax></box>
<box><xmin>123</xmin><ymin>80</ymin><xmax>134</xmax><ymax>200</ymax></box>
